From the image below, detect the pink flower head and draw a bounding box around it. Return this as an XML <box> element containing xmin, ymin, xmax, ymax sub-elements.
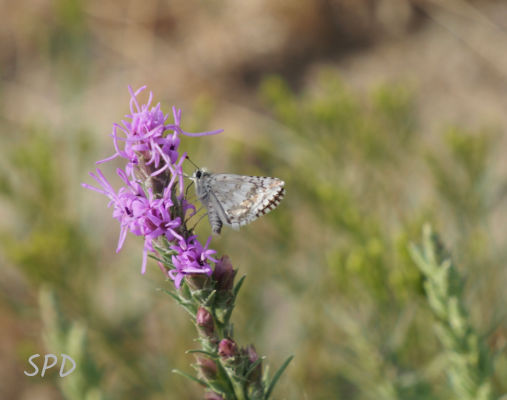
<box><xmin>168</xmin><ymin>236</ymin><xmax>217</xmax><ymax>288</ymax></box>
<box><xmin>82</xmin><ymin>168</ymin><xmax>150</xmax><ymax>252</ymax></box>
<box><xmin>83</xmin><ymin>85</ymin><xmax>223</xmax><ymax>285</ymax></box>
<box><xmin>97</xmin><ymin>86</ymin><xmax>222</xmax><ymax>175</ymax></box>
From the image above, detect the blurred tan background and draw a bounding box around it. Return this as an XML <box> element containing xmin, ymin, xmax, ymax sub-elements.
<box><xmin>1</xmin><ymin>0</ymin><xmax>507</xmax><ymax>399</ymax></box>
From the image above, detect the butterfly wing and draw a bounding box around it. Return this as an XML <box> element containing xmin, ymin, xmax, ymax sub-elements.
<box><xmin>207</xmin><ymin>174</ymin><xmax>285</xmax><ymax>230</ymax></box>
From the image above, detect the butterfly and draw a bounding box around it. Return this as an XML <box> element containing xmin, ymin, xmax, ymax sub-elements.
<box><xmin>191</xmin><ymin>169</ymin><xmax>285</xmax><ymax>234</ymax></box>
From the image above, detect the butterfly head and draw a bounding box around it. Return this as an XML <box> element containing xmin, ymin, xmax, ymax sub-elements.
<box><xmin>191</xmin><ymin>168</ymin><xmax>210</xmax><ymax>182</ymax></box>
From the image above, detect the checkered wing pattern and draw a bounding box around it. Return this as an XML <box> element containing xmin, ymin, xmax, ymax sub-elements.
<box><xmin>194</xmin><ymin>171</ymin><xmax>285</xmax><ymax>234</ymax></box>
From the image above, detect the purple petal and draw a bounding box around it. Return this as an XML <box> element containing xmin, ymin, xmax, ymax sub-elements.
<box><xmin>180</xmin><ymin>128</ymin><xmax>224</xmax><ymax>137</ymax></box>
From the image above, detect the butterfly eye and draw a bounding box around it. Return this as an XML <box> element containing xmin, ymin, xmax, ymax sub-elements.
<box><xmin>196</xmin><ymin>170</ymin><xmax>202</xmax><ymax>179</ymax></box>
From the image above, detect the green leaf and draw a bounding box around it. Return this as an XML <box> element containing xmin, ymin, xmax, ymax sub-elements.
<box><xmin>160</xmin><ymin>288</ymin><xmax>180</xmax><ymax>301</ymax></box>
<box><xmin>147</xmin><ymin>253</ymin><xmax>172</xmax><ymax>266</ymax></box>
<box><xmin>203</xmin><ymin>289</ymin><xmax>217</xmax><ymax>306</ymax></box>
<box><xmin>186</xmin><ymin>349</ymin><xmax>217</xmax><ymax>358</ymax></box>
<box><xmin>233</xmin><ymin>275</ymin><xmax>246</xmax><ymax>299</ymax></box>
<box><xmin>206</xmin><ymin>382</ymin><xmax>229</xmax><ymax>398</ymax></box>
<box><xmin>245</xmin><ymin>356</ymin><xmax>265</xmax><ymax>379</ymax></box>
<box><xmin>180</xmin><ymin>281</ymin><xmax>193</xmax><ymax>301</ymax></box>
<box><xmin>160</xmin><ymin>289</ymin><xmax>197</xmax><ymax>316</ymax></box>
<box><xmin>265</xmin><ymin>355</ymin><xmax>294</xmax><ymax>399</ymax></box>
<box><xmin>214</xmin><ymin>358</ymin><xmax>236</xmax><ymax>395</ymax></box>
<box><xmin>172</xmin><ymin>369</ymin><xmax>207</xmax><ymax>387</ymax></box>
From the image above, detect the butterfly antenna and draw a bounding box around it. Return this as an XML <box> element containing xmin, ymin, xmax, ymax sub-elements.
<box><xmin>185</xmin><ymin>155</ymin><xmax>200</xmax><ymax>170</ymax></box>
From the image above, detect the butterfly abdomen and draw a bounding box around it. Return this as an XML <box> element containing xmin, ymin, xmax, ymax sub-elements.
<box><xmin>207</xmin><ymin>205</ymin><xmax>224</xmax><ymax>234</ymax></box>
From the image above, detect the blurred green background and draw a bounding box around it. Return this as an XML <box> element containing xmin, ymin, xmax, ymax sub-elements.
<box><xmin>1</xmin><ymin>0</ymin><xmax>507</xmax><ymax>399</ymax></box>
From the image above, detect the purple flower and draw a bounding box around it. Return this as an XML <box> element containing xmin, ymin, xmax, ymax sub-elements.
<box><xmin>169</xmin><ymin>236</ymin><xmax>217</xmax><ymax>289</ymax></box>
<box><xmin>82</xmin><ymin>168</ymin><xmax>150</xmax><ymax>251</ymax></box>
<box><xmin>83</xmin><ymin>85</ymin><xmax>223</xmax><ymax>286</ymax></box>
<box><xmin>97</xmin><ymin>86</ymin><xmax>222</xmax><ymax>177</ymax></box>
<box><xmin>83</xmin><ymin>167</ymin><xmax>184</xmax><ymax>274</ymax></box>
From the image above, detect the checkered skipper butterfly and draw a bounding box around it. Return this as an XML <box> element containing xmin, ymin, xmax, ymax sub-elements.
<box><xmin>191</xmin><ymin>169</ymin><xmax>285</xmax><ymax>234</ymax></box>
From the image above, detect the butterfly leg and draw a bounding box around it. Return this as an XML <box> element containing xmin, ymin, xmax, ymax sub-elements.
<box><xmin>189</xmin><ymin>211</ymin><xmax>211</xmax><ymax>233</ymax></box>
<box><xmin>184</xmin><ymin>206</ymin><xmax>205</xmax><ymax>224</ymax></box>
<box><xmin>185</xmin><ymin>180</ymin><xmax>194</xmax><ymax>199</ymax></box>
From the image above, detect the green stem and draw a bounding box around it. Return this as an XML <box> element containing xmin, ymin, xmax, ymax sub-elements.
<box><xmin>223</xmin><ymin>363</ymin><xmax>246</xmax><ymax>400</ymax></box>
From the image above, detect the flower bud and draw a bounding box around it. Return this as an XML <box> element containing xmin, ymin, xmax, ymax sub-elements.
<box><xmin>204</xmin><ymin>392</ymin><xmax>224</xmax><ymax>400</ymax></box>
<box><xmin>212</xmin><ymin>256</ymin><xmax>236</xmax><ymax>291</ymax></box>
<box><xmin>218</xmin><ymin>338</ymin><xmax>238</xmax><ymax>359</ymax></box>
<box><xmin>196</xmin><ymin>307</ymin><xmax>214</xmax><ymax>337</ymax></box>
<box><xmin>196</xmin><ymin>357</ymin><xmax>217</xmax><ymax>380</ymax></box>
<box><xmin>246</xmin><ymin>345</ymin><xmax>259</xmax><ymax>364</ymax></box>
<box><xmin>245</xmin><ymin>345</ymin><xmax>262</xmax><ymax>382</ymax></box>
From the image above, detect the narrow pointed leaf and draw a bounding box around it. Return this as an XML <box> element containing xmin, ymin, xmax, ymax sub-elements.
<box><xmin>245</xmin><ymin>356</ymin><xmax>265</xmax><ymax>379</ymax></box>
<box><xmin>233</xmin><ymin>275</ymin><xmax>246</xmax><ymax>299</ymax></box>
<box><xmin>204</xmin><ymin>289</ymin><xmax>217</xmax><ymax>306</ymax></box>
<box><xmin>186</xmin><ymin>349</ymin><xmax>217</xmax><ymax>357</ymax></box>
<box><xmin>265</xmin><ymin>355</ymin><xmax>294</xmax><ymax>399</ymax></box>
<box><xmin>161</xmin><ymin>288</ymin><xmax>180</xmax><ymax>300</ymax></box>
<box><xmin>172</xmin><ymin>369</ymin><xmax>207</xmax><ymax>387</ymax></box>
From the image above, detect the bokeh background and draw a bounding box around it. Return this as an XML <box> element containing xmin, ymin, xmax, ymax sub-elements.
<box><xmin>1</xmin><ymin>0</ymin><xmax>507</xmax><ymax>399</ymax></box>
